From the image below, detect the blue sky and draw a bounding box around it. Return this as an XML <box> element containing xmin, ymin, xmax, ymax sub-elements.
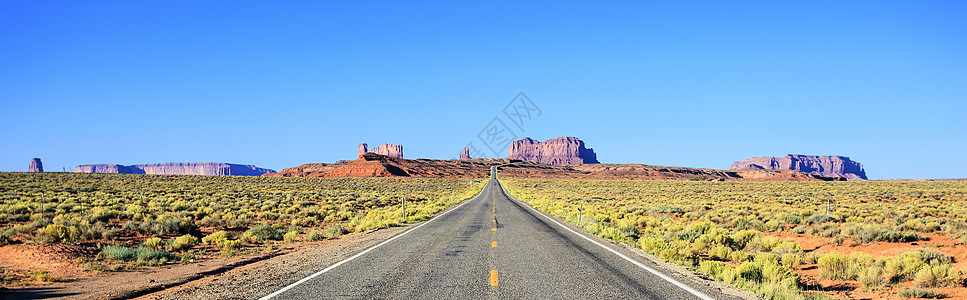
<box><xmin>1</xmin><ymin>1</ymin><xmax>964</xmax><ymax>179</ymax></box>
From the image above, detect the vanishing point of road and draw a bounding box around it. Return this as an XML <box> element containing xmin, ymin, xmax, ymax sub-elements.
<box><xmin>260</xmin><ymin>168</ymin><xmax>741</xmax><ymax>299</ymax></box>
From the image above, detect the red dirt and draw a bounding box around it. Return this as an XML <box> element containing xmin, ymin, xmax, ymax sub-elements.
<box><xmin>769</xmin><ymin>232</ymin><xmax>967</xmax><ymax>299</ymax></box>
<box><xmin>0</xmin><ymin>243</ymin><xmax>98</xmax><ymax>283</ymax></box>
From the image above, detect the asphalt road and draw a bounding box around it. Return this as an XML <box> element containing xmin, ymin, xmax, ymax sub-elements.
<box><xmin>262</xmin><ymin>174</ymin><xmax>740</xmax><ymax>299</ymax></box>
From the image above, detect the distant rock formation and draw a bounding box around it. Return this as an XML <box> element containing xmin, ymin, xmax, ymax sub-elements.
<box><xmin>507</xmin><ymin>137</ymin><xmax>599</xmax><ymax>165</ymax></box>
<box><xmin>460</xmin><ymin>147</ymin><xmax>471</xmax><ymax>160</ymax></box>
<box><xmin>75</xmin><ymin>162</ymin><xmax>276</xmax><ymax>176</ymax></box>
<box><xmin>730</xmin><ymin>154</ymin><xmax>867</xmax><ymax>180</ymax></box>
<box><xmin>358</xmin><ymin>143</ymin><xmax>403</xmax><ymax>158</ymax></box>
<box><xmin>28</xmin><ymin>158</ymin><xmax>43</xmax><ymax>172</ymax></box>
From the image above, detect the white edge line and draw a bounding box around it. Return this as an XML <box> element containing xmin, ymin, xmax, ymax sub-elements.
<box><xmin>259</xmin><ymin>180</ymin><xmax>491</xmax><ymax>299</ymax></box>
<box><xmin>495</xmin><ymin>180</ymin><xmax>715</xmax><ymax>300</ymax></box>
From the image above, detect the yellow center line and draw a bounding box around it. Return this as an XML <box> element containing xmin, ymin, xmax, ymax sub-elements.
<box><xmin>492</xmin><ymin>227</ymin><xmax>496</xmax><ymax>231</ymax></box>
<box><xmin>492</xmin><ymin>241</ymin><xmax>497</xmax><ymax>247</ymax></box>
<box><xmin>490</xmin><ymin>270</ymin><xmax>498</xmax><ymax>286</ymax></box>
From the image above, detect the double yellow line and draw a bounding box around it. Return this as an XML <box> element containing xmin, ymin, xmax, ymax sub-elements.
<box><xmin>490</xmin><ymin>181</ymin><xmax>498</xmax><ymax>287</ymax></box>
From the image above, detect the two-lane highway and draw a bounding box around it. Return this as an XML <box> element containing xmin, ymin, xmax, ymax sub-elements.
<box><xmin>262</xmin><ymin>176</ymin><xmax>733</xmax><ymax>299</ymax></box>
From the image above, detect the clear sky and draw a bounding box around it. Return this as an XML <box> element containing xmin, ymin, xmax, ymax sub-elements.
<box><xmin>1</xmin><ymin>1</ymin><xmax>965</xmax><ymax>179</ymax></box>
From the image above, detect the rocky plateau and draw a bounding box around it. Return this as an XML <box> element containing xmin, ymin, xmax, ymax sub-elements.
<box><xmin>731</xmin><ymin>154</ymin><xmax>867</xmax><ymax>180</ymax></box>
<box><xmin>507</xmin><ymin>137</ymin><xmax>599</xmax><ymax>165</ymax></box>
<box><xmin>74</xmin><ymin>162</ymin><xmax>276</xmax><ymax>176</ymax></box>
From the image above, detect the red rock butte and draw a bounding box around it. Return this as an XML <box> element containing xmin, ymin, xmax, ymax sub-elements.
<box><xmin>731</xmin><ymin>154</ymin><xmax>867</xmax><ymax>180</ymax></box>
<box><xmin>358</xmin><ymin>143</ymin><xmax>403</xmax><ymax>159</ymax></box>
<box><xmin>507</xmin><ymin>137</ymin><xmax>598</xmax><ymax>165</ymax></box>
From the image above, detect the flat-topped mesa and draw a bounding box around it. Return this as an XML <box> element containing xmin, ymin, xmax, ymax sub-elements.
<box><xmin>75</xmin><ymin>162</ymin><xmax>276</xmax><ymax>176</ymax></box>
<box><xmin>507</xmin><ymin>137</ymin><xmax>599</xmax><ymax>165</ymax></box>
<box><xmin>730</xmin><ymin>154</ymin><xmax>867</xmax><ymax>180</ymax></box>
<box><xmin>359</xmin><ymin>143</ymin><xmax>403</xmax><ymax>159</ymax></box>
<box><xmin>28</xmin><ymin>158</ymin><xmax>44</xmax><ymax>172</ymax></box>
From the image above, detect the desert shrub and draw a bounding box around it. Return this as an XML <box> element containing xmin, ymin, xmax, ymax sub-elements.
<box><xmin>307</xmin><ymin>230</ymin><xmax>324</xmax><ymax>241</ymax></box>
<box><xmin>709</xmin><ymin>245</ymin><xmax>732</xmax><ymax>261</ymax></box>
<box><xmin>142</xmin><ymin>237</ymin><xmax>165</xmax><ymax>250</ymax></box>
<box><xmin>222</xmin><ymin>239</ymin><xmax>242</xmax><ymax>250</ymax></box>
<box><xmin>37</xmin><ymin>224</ymin><xmax>77</xmax><ymax>244</ymax></box>
<box><xmin>802</xmin><ymin>252</ymin><xmax>821</xmax><ymax>265</ymax></box>
<box><xmin>141</xmin><ymin>216</ymin><xmax>197</xmax><ymax>236</ymax></box>
<box><xmin>914</xmin><ymin>264</ymin><xmax>961</xmax><ymax>288</ymax></box>
<box><xmin>674</xmin><ymin>230</ymin><xmax>701</xmax><ymax>242</ymax></box>
<box><xmin>283</xmin><ymin>230</ymin><xmax>299</xmax><ymax>243</ymax></box>
<box><xmin>101</xmin><ymin>245</ymin><xmax>172</xmax><ymax>261</ymax></box>
<box><xmin>202</xmin><ymin>231</ymin><xmax>230</xmax><ymax>247</ymax></box>
<box><xmin>0</xmin><ymin>227</ymin><xmax>12</xmax><ymax>246</ymax></box>
<box><xmin>819</xmin><ymin>252</ymin><xmax>873</xmax><ymax>280</ymax></box>
<box><xmin>918</xmin><ymin>250</ymin><xmax>952</xmax><ymax>265</ymax></box>
<box><xmin>29</xmin><ymin>270</ymin><xmax>65</xmax><ymax>282</ymax></box>
<box><xmin>198</xmin><ymin>216</ymin><xmax>224</xmax><ymax>228</ymax></box>
<box><xmin>806</xmin><ymin>214</ymin><xmax>835</xmax><ymax>224</ymax></box>
<box><xmin>855</xmin><ymin>227</ymin><xmax>922</xmax><ymax>243</ymax></box>
<box><xmin>730</xmin><ymin>229</ymin><xmax>759</xmax><ymax>250</ymax></box>
<box><xmin>899</xmin><ymin>287</ymin><xmax>945</xmax><ymax>299</ymax></box>
<box><xmin>324</xmin><ymin>225</ymin><xmax>348</xmax><ymax>238</ymax></box>
<box><xmin>791</xmin><ymin>225</ymin><xmax>808</xmax><ymax>234</ymax></box>
<box><xmin>737</xmin><ymin>261</ymin><xmax>763</xmax><ymax>282</ymax></box>
<box><xmin>169</xmin><ymin>234</ymin><xmax>198</xmax><ymax>251</ymax></box>
<box><xmin>83</xmin><ymin>262</ymin><xmax>107</xmax><ymax>272</ymax></box>
<box><xmin>883</xmin><ymin>252</ymin><xmax>928</xmax><ymax>283</ymax></box>
<box><xmin>858</xmin><ymin>266</ymin><xmax>883</xmax><ymax>290</ymax></box>
<box><xmin>242</xmin><ymin>224</ymin><xmax>281</xmax><ymax>243</ymax></box>
<box><xmin>780</xmin><ymin>253</ymin><xmax>802</xmax><ymax>269</ymax></box>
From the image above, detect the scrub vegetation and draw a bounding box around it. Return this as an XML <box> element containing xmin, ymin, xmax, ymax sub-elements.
<box><xmin>0</xmin><ymin>172</ymin><xmax>483</xmax><ymax>282</ymax></box>
<box><xmin>502</xmin><ymin>178</ymin><xmax>967</xmax><ymax>299</ymax></box>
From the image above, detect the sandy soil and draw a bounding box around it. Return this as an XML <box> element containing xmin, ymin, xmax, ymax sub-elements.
<box><xmin>771</xmin><ymin>232</ymin><xmax>967</xmax><ymax>299</ymax></box>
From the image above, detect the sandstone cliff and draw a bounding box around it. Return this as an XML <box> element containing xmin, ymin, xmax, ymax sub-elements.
<box><xmin>75</xmin><ymin>162</ymin><xmax>276</xmax><ymax>176</ymax></box>
<box><xmin>359</xmin><ymin>143</ymin><xmax>403</xmax><ymax>158</ymax></box>
<box><xmin>28</xmin><ymin>158</ymin><xmax>43</xmax><ymax>172</ymax></box>
<box><xmin>730</xmin><ymin>154</ymin><xmax>867</xmax><ymax>180</ymax></box>
<box><xmin>460</xmin><ymin>147</ymin><xmax>471</xmax><ymax>160</ymax></box>
<box><xmin>507</xmin><ymin>137</ymin><xmax>599</xmax><ymax>165</ymax></box>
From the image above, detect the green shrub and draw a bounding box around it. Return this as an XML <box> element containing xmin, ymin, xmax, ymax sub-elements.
<box><xmin>142</xmin><ymin>237</ymin><xmax>165</xmax><ymax>250</ymax></box>
<box><xmin>242</xmin><ymin>224</ymin><xmax>281</xmax><ymax>243</ymax></box>
<box><xmin>101</xmin><ymin>245</ymin><xmax>172</xmax><ymax>261</ymax></box>
<box><xmin>818</xmin><ymin>252</ymin><xmax>873</xmax><ymax>280</ymax></box>
<box><xmin>858</xmin><ymin>266</ymin><xmax>883</xmax><ymax>290</ymax></box>
<box><xmin>222</xmin><ymin>239</ymin><xmax>242</xmax><ymax>251</ymax></box>
<box><xmin>169</xmin><ymin>234</ymin><xmax>198</xmax><ymax>251</ymax></box>
<box><xmin>883</xmin><ymin>251</ymin><xmax>930</xmax><ymax>283</ymax></box>
<box><xmin>855</xmin><ymin>227</ymin><xmax>922</xmax><ymax>243</ymax></box>
<box><xmin>202</xmin><ymin>230</ymin><xmax>230</xmax><ymax>247</ymax></box>
<box><xmin>324</xmin><ymin>225</ymin><xmax>348</xmax><ymax>239</ymax></box>
<box><xmin>914</xmin><ymin>264</ymin><xmax>961</xmax><ymax>288</ymax></box>
<box><xmin>29</xmin><ymin>270</ymin><xmax>65</xmax><ymax>282</ymax></box>
<box><xmin>307</xmin><ymin>230</ymin><xmax>324</xmax><ymax>241</ymax></box>
<box><xmin>806</xmin><ymin>214</ymin><xmax>835</xmax><ymax>224</ymax></box>
<box><xmin>899</xmin><ymin>287</ymin><xmax>945</xmax><ymax>299</ymax></box>
<box><xmin>37</xmin><ymin>224</ymin><xmax>77</xmax><ymax>244</ymax></box>
<box><xmin>780</xmin><ymin>253</ymin><xmax>802</xmax><ymax>269</ymax></box>
<box><xmin>283</xmin><ymin>230</ymin><xmax>299</xmax><ymax>243</ymax></box>
<box><xmin>736</xmin><ymin>261</ymin><xmax>763</xmax><ymax>282</ymax></box>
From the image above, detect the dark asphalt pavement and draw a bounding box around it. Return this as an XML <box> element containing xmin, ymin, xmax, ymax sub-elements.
<box><xmin>262</xmin><ymin>174</ymin><xmax>736</xmax><ymax>299</ymax></box>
